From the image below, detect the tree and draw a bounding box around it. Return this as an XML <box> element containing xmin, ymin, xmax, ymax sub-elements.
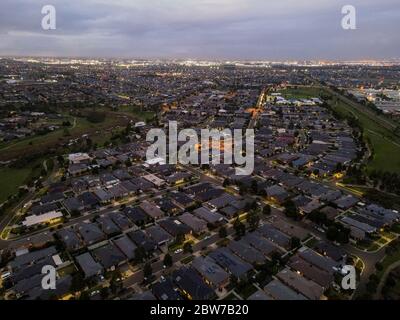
<box><xmin>223</xmin><ymin>178</ymin><xmax>230</xmax><ymax>187</ymax></box>
<box><xmin>308</xmin><ymin>210</ymin><xmax>327</xmax><ymax>226</ymax></box>
<box><xmin>100</xmin><ymin>287</ymin><xmax>109</xmax><ymax>299</ymax></box>
<box><xmin>70</xmin><ymin>273</ymin><xmax>85</xmax><ymax>293</ymax></box>
<box><xmin>57</xmin><ymin>155</ymin><xmax>64</xmax><ymax>165</ymax></box>
<box><xmin>262</xmin><ymin>204</ymin><xmax>271</xmax><ymax>216</ymax></box>
<box><xmin>244</xmin><ymin>199</ymin><xmax>257</xmax><ymax>212</ymax></box>
<box><xmin>163</xmin><ymin>253</ymin><xmax>173</xmax><ymax>268</ymax></box>
<box><xmin>110</xmin><ymin>270</ymin><xmax>122</xmax><ymax>294</ymax></box>
<box><xmin>290</xmin><ymin>237</ymin><xmax>301</xmax><ymax>250</ymax></box>
<box><xmin>86</xmin><ymin>111</ymin><xmax>106</xmax><ymax>123</ymax></box>
<box><xmin>183</xmin><ymin>242</ymin><xmax>193</xmax><ymax>253</ymax></box>
<box><xmin>134</xmin><ymin>246</ymin><xmax>147</xmax><ymax>263</ymax></box>
<box><xmin>283</xmin><ymin>200</ymin><xmax>300</xmax><ymax>220</ymax></box>
<box><xmin>326</xmin><ymin>225</ymin><xmax>339</xmax><ymax>242</ymax></box>
<box><xmin>233</xmin><ymin>218</ymin><xmax>246</xmax><ymax>237</ymax></box>
<box><xmin>79</xmin><ymin>291</ymin><xmax>90</xmax><ymax>300</ymax></box>
<box><xmin>63</xmin><ymin>128</ymin><xmax>71</xmax><ymax>137</ymax></box>
<box><xmin>375</xmin><ymin>262</ymin><xmax>383</xmax><ymax>271</ymax></box>
<box><xmin>251</xmin><ymin>180</ymin><xmax>258</xmax><ymax>194</ymax></box>
<box><xmin>326</xmin><ymin>223</ymin><xmax>350</xmax><ymax>244</ymax></box>
<box><xmin>175</xmin><ymin>232</ymin><xmax>185</xmax><ymax>245</ymax></box>
<box><xmin>247</xmin><ymin>210</ymin><xmax>260</xmax><ymax>230</ymax></box>
<box><xmin>125</xmin><ymin>159</ymin><xmax>132</xmax><ymax>167</ymax></box>
<box><xmin>143</xmin><ymin>263</ymin><xmax>153</xmax><ymax>279</ymax></box>
<box><xmin>218</xmin><ymin>226</ymin><xmax>227</xmax><ymax>238</ymax></box>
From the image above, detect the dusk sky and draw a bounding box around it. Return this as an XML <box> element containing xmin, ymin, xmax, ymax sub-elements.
<box><xmin>0</xmin><ymin>0</ymin><xmax>399</xmax><ymax>60</ymax></box>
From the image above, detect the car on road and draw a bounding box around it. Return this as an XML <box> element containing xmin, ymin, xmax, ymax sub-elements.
<box><xmin>174</xmin><ymin>248</ymin><xmax>183</xmax><ymax>254</ymax></box>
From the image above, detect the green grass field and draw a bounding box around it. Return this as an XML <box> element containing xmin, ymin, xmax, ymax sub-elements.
<box><xmin>118</xmin><ymin>105</ymin><xmax>156</xmax><ymax>122</ymax></box>
<box><xmin>0</xmin><ymin>157</ymin><xmax>45</xmax><ymax>203</ymax></box>
<box><xmin>0</xmin><ymin>166</ymin><xmax>33</xmax><ymax>203</ymax></box>
<box><xmin>280</xmin><ymin>87</ymin><xmax>324</xmax><ymax>99</ymax></box>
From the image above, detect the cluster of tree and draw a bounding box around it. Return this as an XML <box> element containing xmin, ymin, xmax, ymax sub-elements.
<box><xmin>247</xmin><ymin>209</ymin><xmax>260</xmax><ymax>230</ymax></box>
<box><xmin>163</xmin><ymin>253</ymin><xmax>173</xmax><ymax>268</ymax></box>
<box><xmin>326</xmin><ymin>222</ymin><xmax>350</xmax><ymax>244</ymax></box>
<box><xmin>86</xmin><ymin>111</ymin><xmax>106</xmax><ymax>123</ymax></box>
<box><xmin>109</xmin><ymin>270</ymin><xmax>123</xmax><ymax>295</ymax></box>
<box><xmin>143</xmin><ymin>262</ymin><xmax>153</xmax><ymax>280</ymax></box>
<box><xmin>218</xmin><ymin>226</ymin><xmax>227</xmax><ymax>238</ymax></box>
<box><xmin>283</xmin><ymin>200</ymin><xmax>301</xmax><ymax>220</ymax></box>
<box><xmin>183</xmin><ymin>242</ymin><xmax>193</xmax><ymax>253</ymax></box>
<box><xmin>381</xmin><ymin>270</ymin><xmax>399</xmax><ymax>299</ymax></box>
<box><xmin>345</xmin><ymin>165</ymin><xmax>366</xmax><ymax>185</ymax></box>
<box><xmin>236</xmin><ymin>179</ymin><xmax>266</xmax><ymax>197</ymax></box>
<box><xmin>233</xmin><ymin>218</ymin><xmax>246</xmax><ymax>238</ymax></box>
<box><xmin>290</xmin><ymin>237</ymin><xmax>301</xmax><ymax>250</ymax></box>
<box><xmin>369</xmin><ymin>170</ymin><xmax>400</xmax><ymax>195</ymax></box>
<box><xmin>307</xmin><ymin>210</ymin><xmax>328</xmax><ymax>226</ymax></box>
<box><xmin>262</xmin><ymin>204</ymin><xmax>271</xmax><ymax>215</ymax></box>
<box><xmin>133</xmin><ymin>246</ymin><xmax>149</xmax><ymax>264</ymax></box>
<box><xmin>365</xmin><ymin>273</ymin><xmax>379</xmax><ymax>295</ymax></box>
<box><xmin>244</xmin><ymin>199</ymin><xmax>257</xmax><ymax>212</ymax></box>
<box><xmin>385</xmin><ymin>238</ymin><xmax>400</xmax><ymax>256</ymax></box>
<box><xmin>363</xmin><ymin>189</ymin><xmax>400</xmax><ymax>211</ymax></box>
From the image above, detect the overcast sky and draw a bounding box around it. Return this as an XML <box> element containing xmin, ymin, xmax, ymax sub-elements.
<box><xmin>0</xmin><ymin>0</ymin><xmax>399</xmax><ymax>60</ymax></box>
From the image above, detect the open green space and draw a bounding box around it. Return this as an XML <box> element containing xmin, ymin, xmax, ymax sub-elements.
<box><xmin>118</xmin><ymin>105</ymin><xmax>156</xmax><ymax>122</ymax></box>
<box><xmin>376</xmin><ymin>249</ymin><xmax>400</xmax><ymax>281</ymax></box>
<box><xmin>0</xmin><ymin>167</ymin><xmax>31</xmax><ymax>203</ymax></box>
<box><xmin>0</xmin><ymin>159</ymin><xmax>44</xmax><ymax>204</ymax></box>
<box><xmin>280</xmin><ymin>86</ymin><xmax>324</xmax><ymax>99</ymax></box>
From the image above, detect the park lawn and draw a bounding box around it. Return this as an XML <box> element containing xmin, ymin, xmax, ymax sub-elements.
<box><xmin>118</xmin><ymin>105</ymin><xmax>156</xmax><ymax>122</ymax></box>
<box><xmin>376</xmin><ymin>248</ymin><xmax>400</xmax><ymax>281</ymax></box>
<box><xmin>0</xmin><ymin>158</ymin><xmax>45</xmax><ymax>204</ymax></box>
<box><xmin>280</xmin><ymin>87</ymin><xmax>323</xmax><ymax>99</ymax></box>
<box><xmin>367</xmin><ymin>132</ymin><xmax>400</xmax><ymax>173</ymax></box>
<box><xmin>0</xmin><ymin>166</ymin><xmax>32</xmax><ymax>203</ymax></box>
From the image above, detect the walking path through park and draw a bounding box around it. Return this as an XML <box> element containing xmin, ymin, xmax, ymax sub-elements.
<box><xmin>375</xmin><ymin>260</ymin><xmax>400</xmax><ymax>299</ymax></box>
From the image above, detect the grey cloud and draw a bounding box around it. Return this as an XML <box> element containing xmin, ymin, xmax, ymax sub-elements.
<box><xmin>0</xmin><ymin>0</ymin><xmax>399</xmax><ymax>59</ymax></box>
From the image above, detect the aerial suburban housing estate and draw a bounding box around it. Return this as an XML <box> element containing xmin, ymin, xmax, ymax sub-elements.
<box><xmin>0</xmin><ymin>0</ymin><xmax>400</xmax><ymax>305</ymax></box>
<box><xmin>1</xmin><ymin>58</ymin><xmax>400</xmax><ymax>302</ymax></box>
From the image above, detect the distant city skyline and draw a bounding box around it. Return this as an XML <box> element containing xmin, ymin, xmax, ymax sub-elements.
<box><xmin>1</xmin><ymin>0</ymin><xmax>399</xmax><ymax>60</ymax></box>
